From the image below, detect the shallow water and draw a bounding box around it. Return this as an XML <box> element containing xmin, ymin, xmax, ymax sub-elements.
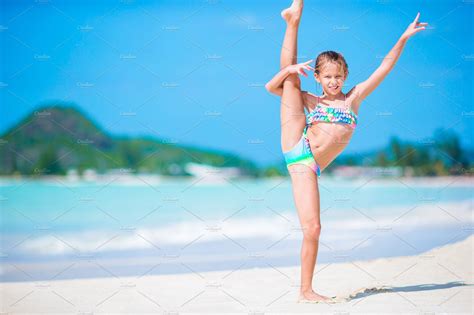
<box><xmin>1</xmin><ymin>176</ymin><xmax>472</xmax><ymax>282</ymax></box>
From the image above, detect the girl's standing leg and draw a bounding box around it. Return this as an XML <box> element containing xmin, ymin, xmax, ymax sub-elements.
<box><xmin>279</xmin><ymin>0</ymin><xmax>333</xmax><ymax>303</ymax></box>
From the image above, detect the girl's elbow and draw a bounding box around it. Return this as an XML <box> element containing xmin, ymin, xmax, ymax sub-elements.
<box><xmin>265</xmin><ymin>83</ymin><xmax>273</xmax><ymax>93</ymax></box>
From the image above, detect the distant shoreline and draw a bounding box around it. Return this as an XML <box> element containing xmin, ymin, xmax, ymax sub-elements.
<box><xmin>0</xmin><ymin>174</ymin><xmax>472</xmax><ymax>184</ymax></box>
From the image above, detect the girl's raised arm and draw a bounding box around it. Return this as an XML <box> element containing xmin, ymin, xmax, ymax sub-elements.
<box><xmin>265</xmin><ymin>60</ymin><xmax>314</xmax><ymax>96</ymax></box>
<box><xmin>353</xmin><ymin>12</ymin><xmax>428</xmax><ymax>104</ymax></box>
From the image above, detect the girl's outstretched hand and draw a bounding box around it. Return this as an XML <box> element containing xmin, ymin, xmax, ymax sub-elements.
<box><xmin>287</xmin><ymin>60</ymin><xmax>314</xmax><ymax>77</ymax></box>
<box><xmin>402</xmin><ymin>12</ymin><xmax>428</xmax><ymax>40</ymax></box>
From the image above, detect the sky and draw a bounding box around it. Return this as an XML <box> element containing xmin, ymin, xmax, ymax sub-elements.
<box><xmin>1</xmin><ymin>0</ymin><xmax>473</xmax><ymax>166</ymax></box>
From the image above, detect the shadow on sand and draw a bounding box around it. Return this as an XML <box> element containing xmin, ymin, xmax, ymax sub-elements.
<box><xmin>334</xmin><ymin>281</ymin><xmax>470</xmax><ymax>303</ymax></box>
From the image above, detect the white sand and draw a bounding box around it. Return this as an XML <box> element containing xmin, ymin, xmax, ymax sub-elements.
<box><xmin>2</xmin><ymin>235</ymin><xmax>473</xmax><ymax>314</ymax></box>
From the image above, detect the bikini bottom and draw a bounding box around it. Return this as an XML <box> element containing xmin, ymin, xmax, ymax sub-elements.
<box><xmin>282</xmin><ymin>125</ymin><xmax>321</xmax><ymax>177</ymax></box>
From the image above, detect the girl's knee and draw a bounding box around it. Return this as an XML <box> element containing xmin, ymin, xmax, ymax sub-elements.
<box><xmin>284</xmin><ymin>74</ymin><xmax>301</xmax><ymax>88</ymax></box>
<box><xmin>302</xmin><ymin>223</ymin><xmax>322</xmax><ymax>242</ymax></box>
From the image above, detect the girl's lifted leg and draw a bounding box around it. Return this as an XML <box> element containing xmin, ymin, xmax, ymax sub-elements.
<box><xmin>279</xmin><ymin>0</ymin><xmax>305</xmax><ymax>152</ymax></box>
<box><xmin>280</xmin><ymin>0</ymin><xmax>303</xmax><ymax>69</ymax></box>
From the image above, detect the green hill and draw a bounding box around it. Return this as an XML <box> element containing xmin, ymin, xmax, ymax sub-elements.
<box><xmin>0</xmin><ymin>102</ymin><xmax>260</xmax><ymax>176</ymax></box>
<box><xmin>1</xmin><ymin>102</ymin><xmax>470</xmax><ymax>178</ymax></box>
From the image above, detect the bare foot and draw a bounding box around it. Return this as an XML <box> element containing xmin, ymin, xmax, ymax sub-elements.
<box><xmin>298</xmin><ymin>289</ymin><xmax>336</xmax><ymax>304</ymax></box>
<box><xmin>281</xmin><ymin>0</ymin><xmax>303</xmax><ymax>25</ymax></box>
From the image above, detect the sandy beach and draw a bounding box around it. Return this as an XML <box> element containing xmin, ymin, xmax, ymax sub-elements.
<box><xmin>2</xmin><ymin>234</ymin><xmax>472</xmax><ymax>314</ymax></box>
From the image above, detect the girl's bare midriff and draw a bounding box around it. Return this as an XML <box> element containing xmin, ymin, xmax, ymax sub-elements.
<box><xmin>305</xmin><ymin>90</ymin><xmax>360</xmax><ymax>172</ymax></box>
<box><xmin>307</xmin><ymin>122</ymin><xmax>355</xmax><ymax>171</ymax></box>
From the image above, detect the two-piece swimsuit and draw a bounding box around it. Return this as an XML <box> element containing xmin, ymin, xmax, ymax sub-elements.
<box><xmin>283</xmin><ymin>94</ymin><xmax>358</xmax><ymax>177</ymax></box>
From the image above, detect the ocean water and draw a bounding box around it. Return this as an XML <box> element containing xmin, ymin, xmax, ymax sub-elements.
<box><xmin>1</xmin><ymin>176</ymin><xmax>472</xmax><ymax>282</ymax></box>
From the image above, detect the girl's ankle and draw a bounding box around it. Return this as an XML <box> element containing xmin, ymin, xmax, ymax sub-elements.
<box><xmin>300</xmin><ymin>288</ymin><xmax>313</xmax><ymax>294</ymax></box>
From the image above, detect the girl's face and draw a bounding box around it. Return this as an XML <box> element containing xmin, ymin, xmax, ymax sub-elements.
<box><xmin>314</xmin><ymin>62</ymin><xmax>346</xmax><ymax>96</ymax></box>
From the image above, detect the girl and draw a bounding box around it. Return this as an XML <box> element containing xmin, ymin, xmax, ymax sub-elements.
<box><xmin>265</xmin><ymin>0</ymin><xmax>427</xmax><ymax>304</ymax></box>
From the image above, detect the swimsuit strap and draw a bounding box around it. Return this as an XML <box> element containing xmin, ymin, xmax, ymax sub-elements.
<box><xmin>341</xmin><ymin>92</ymin><xmax>355</xmax><ymax>113</ymax></box>
<box><xmin>342</xmin><ymin>92</ymin><xmax>350</xmax><ymax>110</ymax></box>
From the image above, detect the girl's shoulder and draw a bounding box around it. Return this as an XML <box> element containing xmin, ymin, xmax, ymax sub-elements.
<box><xmin>346</xmin><ymin>85</ymin><xmax>363</xmax><ymax>112</ymax></box>
<box><xmin>302</xmin><ymin>90</ymin><xmax>320</xmax><ymax>105</ymax></box>
<box><xmin>301</xmin><ymin>90</ymin><xmax>320</xmax><ymax>112</ymax></box>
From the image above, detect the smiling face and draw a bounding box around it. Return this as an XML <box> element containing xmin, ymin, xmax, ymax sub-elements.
<box><xmin>314</xmin><ymin>62</ymin><xmax>346</xmax><ymax>96</ymax></box>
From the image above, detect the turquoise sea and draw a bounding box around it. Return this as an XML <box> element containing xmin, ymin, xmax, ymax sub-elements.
<box><xmin>1</xmin><ymin>176</ymin><xmax>472</xmax><ymax>282</ymax></box>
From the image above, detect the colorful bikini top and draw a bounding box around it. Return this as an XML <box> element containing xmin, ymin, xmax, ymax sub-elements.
<box><xmin>306</xmin><ymin>95</ymin><xmax>358</xmax><ymax>129</ymax></box>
